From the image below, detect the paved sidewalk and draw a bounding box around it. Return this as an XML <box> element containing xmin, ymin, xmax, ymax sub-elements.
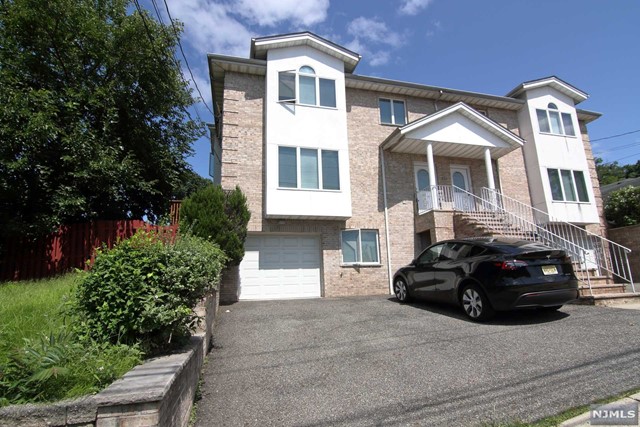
<box><xmin>195</xmin><ymin>297</ymin><xmax>640</xmax><ymax>426</ymax></box>
<box><xmin>560</xmin><ymin>392</ymin><xmax>640</xmax><ymax>427</ymax></box>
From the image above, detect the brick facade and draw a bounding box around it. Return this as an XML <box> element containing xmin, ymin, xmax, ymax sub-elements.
<box><xmin>216</xmin><ymin>70</ymin><xmax>605</xmax><ymax>300</ymax></box>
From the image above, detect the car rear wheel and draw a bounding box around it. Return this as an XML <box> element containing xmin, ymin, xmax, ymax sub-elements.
<box><xmin>460</xmin><ymin>284</ymin><xmax>494</xmax><ymax>321</ymax></box>
<box><xmin>394</xmin><ymin>278</ymin><xmax>410</xmax><ymax>303</ymax></box>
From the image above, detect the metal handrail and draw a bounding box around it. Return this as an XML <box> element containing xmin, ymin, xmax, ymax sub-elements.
<box><xmin>481</xmin><ymin>187</ymin><xmax>634</xmax><ymax>292</ymax></box>
<box><xmin>416</xmin><ymin>185</ymin><xmax>635</xmax><ymax>294</ymax></box>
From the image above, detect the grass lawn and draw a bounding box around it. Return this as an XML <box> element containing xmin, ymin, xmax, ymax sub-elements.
<box><xmin>0</xmin><ymin>273</ymin><xmax>80</xmax><ymax>358</ymax></box>
<box><xmin>0</xmin><ymin>272</ymin><xmax>142</xmax><ymax>406</ymax></box>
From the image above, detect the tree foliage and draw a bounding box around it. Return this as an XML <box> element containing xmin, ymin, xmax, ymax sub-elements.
<box><xmin>595</xmin><ymin>157</ymin><xmax>640</xmax><ymax>186</ymax></box>
<box><xmin>0</xmin><ymin>0</ymin><xmax>204</xmax><ymax>239</ymax></box>
<box><xmin>172</xmin><ymin>169</ymin><xmax>211</xmax><ymax>200</ymax></box>
<box><xmin>604</xmin><ymin>186</ymin><xmax>640</xmax><ymax>227</ymax></box>
<box><xmin>180</xmin><ymin>185</ymin><xmax>251</xmax><ymax>266</ymax></box>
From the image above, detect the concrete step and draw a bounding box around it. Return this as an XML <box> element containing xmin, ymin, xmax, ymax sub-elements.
<box><xmin>576</xmin><ymin>292</ymin><xmax>640</xmax><ymax>306</ymax></box>
<box><xmin>578</xmin><ymin>283</ymin><xmax>627</xmax><ymax>296</ymax></box>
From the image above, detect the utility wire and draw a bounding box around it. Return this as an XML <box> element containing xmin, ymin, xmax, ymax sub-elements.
<box><xmin>591</xmin><ymin>129</ymin><xmax>640</xmax><ymax>142</ymax></box>
<box><xmin>148</xmin><ymin>0</ymin><xmax>203</xmax><ymax>123</ymax></box>
<box><xmin>132</xmin><ymin>0</ymin><xmax>199</xmax><ymax>123</ymax></box>
<box><xmin>608</xmin><ymin>151</ymin><xmax>640</xmax><ymax>163</ymax></box>
<box><xmin>161</xmin><ymin>0</ymin><xmax>215</xmax><ymax>117</ymax></box>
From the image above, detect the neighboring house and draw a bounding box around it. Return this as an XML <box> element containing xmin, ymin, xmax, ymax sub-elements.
<box><xmin>207</xmin><ymin>32</ymin><xmax>623</xmax><ymax>302</ymax></box>
<box><xmin>600</xmin><ymin>177</ymin><xmax>640</xmax><ymax>203</ymax></box>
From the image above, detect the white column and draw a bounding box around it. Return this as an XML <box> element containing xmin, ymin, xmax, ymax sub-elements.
<box><xmin>484</xmin><ymin>148</ymin><xmax>495</xmax><ymax>190</ymax></box>
<box><xmin>427</xmin><ymin>143</ymin><xmax>438</xmax><ymax>210</ymax></box>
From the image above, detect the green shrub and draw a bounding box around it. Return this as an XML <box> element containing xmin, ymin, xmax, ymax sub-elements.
<box><xmin>73</xmin><ymin>230</ymin><xmax>226</xmax><ymax>352</ymax></box>
<box><xmin>180</xmin><ymin>184</ymin><xmax>250</xmax><ymax>265</ymax></box>
<box><xmin>605</xmin><ymin>186</ymin><xmax>640</xmax><ymax>227</ymax></box>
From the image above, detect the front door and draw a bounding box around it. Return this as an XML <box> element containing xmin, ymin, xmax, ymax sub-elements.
<box><xmin>414</xmin><ymin>163</ymin><xmax>432</xmax><ymax>212</ymax></box>
<box><xmin>450</xmin><ymin>166</ymin><xmax>473</xmax><ymax>210</ymax></box>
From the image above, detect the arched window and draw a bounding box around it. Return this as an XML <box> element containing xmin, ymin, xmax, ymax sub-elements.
<box><xmin>277</xmin><ymin>65</ymin><xmax>336</xmax><ymax>107</ymax></box>
<box><xmin>535</xmin><ymin>103</ymin><xmax>575</xmax><ymax>136</ymax></box>
<box><xmin>298</xmin><ymin>65</ymin><xmax>317</xmax><ymax>104</ymax></box>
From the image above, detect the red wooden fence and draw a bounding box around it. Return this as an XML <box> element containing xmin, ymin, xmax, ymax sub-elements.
<box><xmin>0</xmin><ymin>220</ymin><xmax>179</xmax><ymax>281</ymax></box>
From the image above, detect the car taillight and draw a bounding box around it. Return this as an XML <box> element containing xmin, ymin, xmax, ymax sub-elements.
<box><xmin>495</xmin><ymin>260</ymin><xmax>528</xmax><ymax>270</ymax></box>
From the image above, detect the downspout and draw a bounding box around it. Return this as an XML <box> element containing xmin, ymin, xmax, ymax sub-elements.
<box><xmin>433</xmin><ymin>89</ymin><xmax>444</xmax><ymax>112</ymax></box>
<box><xmin>380</xmin><ymin>147</ymin><xmax>394</xmax><ymax>295</ymax></box>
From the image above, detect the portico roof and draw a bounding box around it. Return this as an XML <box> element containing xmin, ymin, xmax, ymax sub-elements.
<box><xmin>380</xmin><ymin>102</ymin><xmax>525</xmax><ymax>160</ymax></box>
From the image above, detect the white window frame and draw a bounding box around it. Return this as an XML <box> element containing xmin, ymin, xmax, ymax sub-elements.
<box><xmin>277</xmin><ymin>66</ymin><xmax>337</xmax><ymax>108</ymax></box>
<box><xmin>340</xmin><ymin>229</ymin><xmax>381</xmax><ymax>266</ymax></box>
<box><xmin>536</xmin><ymin>103</ymin><xmax>576</xmax><ymax>137</ymax></box>
<box><xmin>277</xmin><ymin>146</ymin><xmax>340</xmax><ymax>191</ymax></box>
<box><xmin>379</xmin><ymin>98</ymin><xmax>407</xmax><ymax>125</ymax></box>
<box><xmin>547</xmin><ymin>168</ymin><xmax>590</xmax><ymax>203</ymax></box>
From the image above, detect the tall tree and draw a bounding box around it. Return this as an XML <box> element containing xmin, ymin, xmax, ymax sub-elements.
<box><xmin>0</xmin><ymin>0</ymin><xmax>204</xmax><ymax>239</ymax></box>
<box><xmin>595</xmin><ymin>157</ymin><xmax>640</xmax><ymax>186</ymax></box>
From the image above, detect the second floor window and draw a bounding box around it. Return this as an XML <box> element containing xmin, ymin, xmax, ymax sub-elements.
<box><xmin>278</xmin><ymin>66</ymin><xmax>337</xmax><ymax>108</ymax></box>
<box><xmin>547</xmin><ymin>168</ymin><xmax>589</xmax><ymax>202</ymax></box>
<box><xmin>536</xmin><ymin>103</ymin><xmax>575</xmax><ymax>136</ymax></box>
<box><xmin>379</xmin><ymin>98</ymin><xmax>406</xmax><ymax>125</ymax></box>
<box><xmin>278</xmin><ymin>146</ymin><xmax>340</xmax><ymax>190</ymax></box>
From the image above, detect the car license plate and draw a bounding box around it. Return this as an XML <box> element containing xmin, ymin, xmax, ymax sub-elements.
<box><xmin>542</xmin><ymin>265</ymin><xmax>558</xmax><ymax>275</ymax></box>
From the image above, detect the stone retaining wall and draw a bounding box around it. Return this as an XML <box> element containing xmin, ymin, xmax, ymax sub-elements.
<box><xmin>0</xmin><ymin>290</ymin><xmax>219</xmax><ymax>427</ymax></box>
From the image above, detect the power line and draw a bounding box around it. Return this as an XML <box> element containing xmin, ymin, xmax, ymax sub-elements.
<box><xmin>161</xmin><ymin>0</ymin><xmax>215</xmax><ymax>118</ymax></box>
<box><xmin>609</xmin><ymin>151</ymin><xmax>640</xmax><ymax>163</ymax></box>
<box><xmin>591</xmin><ymin>129</ymin><xmax>640</xmax><ymax>142</ymax></box>
<box><xmin>132</xmin><ymin>0</ymin><xmax>199</xmax><ymax>123</ymax></box>
<box><xmin>597</xmin><ymin>141</ymin><xmax>640</xmax><ymax>152</ymax></box>
<box><xmin>148</xmin><ymin>0</ymin><xmax>203</xmax><ymax>123</ymax></box>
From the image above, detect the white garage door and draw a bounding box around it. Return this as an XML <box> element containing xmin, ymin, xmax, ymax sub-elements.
<box><xmin>239</xmin><ymin>234</ymin><xmax>322</xmax><ymax>300</ymax></box>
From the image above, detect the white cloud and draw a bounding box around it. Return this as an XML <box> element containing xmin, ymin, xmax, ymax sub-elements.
<box><xmin>347</xmin><ymin>17</ymin><xmax>404</xmax><ymax>47</ymax></box>
<box><xmin>234</xmin><ymin>0</ymin><xmax>329</xmax><ymax>27</ymax></box>
<box><xmin>399</xmin><ymin>0</ymin><xmax>434</xmax><ymax>16</ymax></box>
<box><xmin>345</xmin><ymin>17</ymin><xmax>406</xmax><ymax>67</ymax></box>
<box><xmin>166</xmin><ymin>0</ymin><xmax>252</xmax><ymax>57</ymax></box>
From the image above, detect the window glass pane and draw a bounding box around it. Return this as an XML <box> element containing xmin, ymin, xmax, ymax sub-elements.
<box><xmin>547</xmin><ymin>169</ymin><xmax>564</xmax><ymax>201</ymax></box>
<box><xmin>299</xmin><ymin>75</ymin><xmax>316</xmax><ymax>105</ymax></box>
<box><xmin>341</xmin><ymin>230</ymin><xmax>359</xmax><ymax>263</ymax></box>
<box><xmin>561</xmin><ymin>169</ymin><xmax>577</xmax><ymax>201</ymax></box>
<box><xmin>278</xmin><ymin>147</ymin><xmax>297</xmax><ymax>188</ymax></box>
<box><xmin>379</xmin><ymin>99</ymin><xmax>392</xmax><ymax>124</ymax></box>
<box><xmin>321</xmin><ymin>150</ymin><xmax>340</xmax><ymax>190</ymax></box>
<box><xmin>536</xmin><ymin>109</ymin><xmax>550</xmax><ymax>133</ymax></box>
<box><xmin>417</xmin><ymin>169</ymin><xmax>430</xmax><ymax>190</ymax></box>
<box><xmin>561</xmin><ymin>113</ymin><xmax>575</xmax><ymax>136</ymax></box>
<box><xmin>549</xmin><ymin>110</ymin><xmax>562</xmax><ymax>134</ymax></box>
<box><xmin>361</xmin><ymin>231</ymin><xmax>379</xmax><ymax>263</ymax></box>
<box><xmin>300</xmin><ymin>148</ymin><xmax>318</xmax><ymax>189</ymax></box>
<box><xmin>548</xmin><ymin>103</ymin><xmax>558</xmax><ymax>109</ymax></box>
<box><xmin>418</xmin><ymin>244</ymin><xmax>444</xmax><ymax>264</ymax></box>
<box><xmin>574</xmin><ymin>171</ymin><xmax>589</xmax><ymax>202</ymax></box>
<box><xmin>278</xmin><ymin>72</ymin><xmax>296</xmax><ymax>101</ymax></box>
<box><xmin>299</xmin><ymin>66</ymin><xmax>315</xmax><ymax>74</ymax></box>
<box><xmin>319</xmin><ymin>79</ymin><xmax>336</xmax><ymax>108</ymax></box>
<box><xmin>392</xmin><ymin>100</ymin><xmax>406</xmax><ymax>125</ymax></box>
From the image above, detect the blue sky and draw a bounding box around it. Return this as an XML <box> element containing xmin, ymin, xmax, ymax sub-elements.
<box><xmin>142</xmin><ymin>0</ymin><xmax>640</xmax><ymax>177</ymax></box>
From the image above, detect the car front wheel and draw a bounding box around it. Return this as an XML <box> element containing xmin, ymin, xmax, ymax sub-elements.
<box><xmin>460</xmin><ymin>284</ymin><xmax>494</xmax><ymax>321</ymax></box>
<box><xmin>394</xmin><ymin>278</ymin><xmax>410</xmax><ymax>303</ymax></box>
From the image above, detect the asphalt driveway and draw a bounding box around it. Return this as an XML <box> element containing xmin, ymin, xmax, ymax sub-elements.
<box><xmin>195</xmin><ymin>297</ymin><xmax>640</xmax><ymax>426</ymax></box>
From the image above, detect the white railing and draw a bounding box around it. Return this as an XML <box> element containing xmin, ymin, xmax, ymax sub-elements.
<box><xmin>416</xmin><ymin>185</ymin><xmax>635</xmax><ymax>294</ymax></box>
<box><xmin>480</xmin><ymin>188</ymin><xmax>634</xmax><ymax>293</ymax></box>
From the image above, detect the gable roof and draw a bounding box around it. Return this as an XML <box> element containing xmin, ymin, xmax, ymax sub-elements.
<box><xmin>250</xmin><ymin>32</ymin><xmax>361</xmax><ymax>73</ymax></box>
<box><xmin>506</xmin><ymin>76</ymin><xmax>589</xmax><ymax>104</ymax></box>
<box><xmin>381</xmin><ymin>102</ymin><xmax>525</xmax><ymax>159</ymax></box>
